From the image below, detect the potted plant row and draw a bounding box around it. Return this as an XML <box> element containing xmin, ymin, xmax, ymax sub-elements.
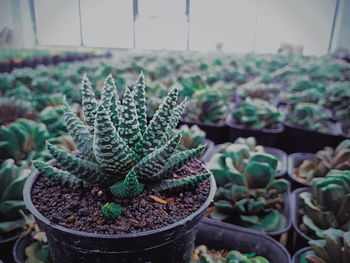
<box><xmin>23</xmin><ymin>72</ymin><xmax>216</xmax><ymax>263</ymax></box>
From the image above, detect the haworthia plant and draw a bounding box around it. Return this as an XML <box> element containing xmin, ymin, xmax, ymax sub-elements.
<box><xmin>33</xmin><ymin>72</ymin><xmax>211</xmax><ymax>219</ymax></box>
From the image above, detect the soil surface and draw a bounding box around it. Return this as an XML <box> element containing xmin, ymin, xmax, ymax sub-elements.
<box><xmin>31</xmin><ymin>159</ymin><xmax>210</xmax><ymax>234</ymax></box>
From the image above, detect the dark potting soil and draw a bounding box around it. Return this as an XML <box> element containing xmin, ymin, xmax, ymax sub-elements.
<box><xmin>31</xmin><ymin>159</ymin><xmax>210</xmax><ymax>235</ymax></box>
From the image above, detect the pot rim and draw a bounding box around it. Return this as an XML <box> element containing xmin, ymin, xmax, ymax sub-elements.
<box><xmin>292</xmin><ymin>247</ymin><xmax>312</xmax><ymax>263</ymax></box>
<box><xmin>291</xmin><ymin>187</ymin><xmax>312</xmax><ymax>242</ymax></box>
<box><xmin>287</xmin><ymin>152</ymin><xmax>316</xmax><ymax>187</ymax></box>
<box><xmin>23</xmin><ymin>162</ymin><xmax>217</xmax><ymax>239</ymax></box>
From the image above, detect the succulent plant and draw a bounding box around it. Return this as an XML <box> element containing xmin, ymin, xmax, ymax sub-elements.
<box><xmin>33</xmin><ymin>72</ymin><xmax>211</xmax><ymax>219</ymax></box>
<box><xmin>287</xmin><ymin>103</ymin><xmax>328</xmax><ymax>132</ymax></box>
<box><xmin>39</xmin><ymin>105</ymin><xmax>67</xmax><ymax>138</ymax></box>
<box><xmin>191</xmin><ymin>245</ymin><xmax>270</xmax><ymax>263</ymax></box>
<box><xmin>237</xmin><ymin>83</ymin><xmax>280</xmax><ymax>101</ymax></box>
<box><xmin>0</xmin><ymin>118</ymin><xmax>50</xmax><ymax>163</ymax></box>
<box><xmin>207</xmin><ymin>138</ymin><xmax>289</xmax><ymax>232</ymax></box>
<box><xmin>296</xmin><ymin>140</ymin><xmax>350</xmax><ymax>183</ymax></box>
<box><xmin>284</xmin><ymin>88</ymin><xmax>324</xmax><ymax>110</ymax></box>
<box><xmin>0</xmin><ymin>97</ymin><xmax>35</xmax><ymax>126</ymax></box>
<box><xmin>232</xmin><ymin>98</ymin><xmax>282</xmax><ymax>129</ymax></box>
<box><xmin>184</xmin><ymin>88</ymin><xmax>228</xmax><ymax>124</ymax></box>
<box><xmin>322</xmin><ymin>82</ymin><xmax>350</xmax><ymax>121</ymax></box>
<box><xmin>299</xmin><ymin>170</ymin><xmax>350</xmax><ymax>239</ymax></box>
<box><xmin>0</xmin><ymin>159</ymin><xmax>33</xmax><ymax>237</ymax></box>
<box><xmin>176</xmin><ymin>124</ymin><xmax>206</xmax><ymax>151</ymax></box>
<box><xmin>25</xmin><ymin>229</ymin><xmax>53</xmax><ymax>263</ymax></box>
<box><xmin>303</xmin><ymin>229</ymin><xmax>350</xmax><ymax>263</ymax></box>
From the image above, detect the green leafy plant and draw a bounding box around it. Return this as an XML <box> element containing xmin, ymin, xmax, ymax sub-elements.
<box><xmin>232</xmin><ymin>98</ymin><xmax>282</xmax><ymax>129</ymax></box>
<box><xmin>0</xmin><ymin>159</ymin><xmax>33</xmax><ymax>239</ymax></box>
<box><xmin>0</xmin><ymin>118</ymin><xmax>50</xmax><ymax>163</ymax></box>
<box><xmin>207</xmin><ymin>137</ymin><xmax>290</xmax><ymax>232</ymax></box>
<box><xmin>33</xmin><ymin>73</ymin><xmax>211</xmax><ymax>219</ymax></box>
<box><xmin>176</xmin><ymin>124</ymin><xmax>206</xmax><ymax>151</ymax></box>
<box><xmin>303</xmin><ymin>229</ymin><xmax>350</xmax><ymax>263</ymax></box>
<box><xmin>299</xmin><ymin>170</ymin><xmax>350</xmax><ymax>239</ymax></box>
<box><xmin>296</xmin><ymin>140</ymin><xmax>350</xmax><ymax>183</ymax></box>
<box><xmin>39</xmin><ymin>105</ymin><xmax>67</xmax><ymax>138</ymax></box>
<box><xmin>287</xmin><ymin>103</ymin><xmax>328</xmax><ymax>132</ymax></box>
<box><xmin>184</xmin><ymin>88</ymin><xmax>229</xmax><ymax>124</ymax></box>
<box><xmin>191</xmin><ymin>245</ymin><xmax>270</xmax><ymax>263</ymax></box>
<box><xmin>237</xmin><ymin>83</ymin><xmax>280</xmax><ymax>101</ymax></box>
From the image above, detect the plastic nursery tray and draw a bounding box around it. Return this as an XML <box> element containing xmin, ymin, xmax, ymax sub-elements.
<box><xmin>287</xmin><ymin>153</ymin><xmax>316</xmax><ymax>188</ymax></box>
<box><xmin>291</xmin><ymin>187</ymin><xmax>312</xmax><ymax>252</ymax></box>
<box><xmin>178</xmin><ymin>117</ymin><xmax>230</xmax><ymax>144</ymax></box>
<box><xmin>13</xmin><ymin>233</ymin><xmax>32</xmax><ymax>263</ymax></box>
<box><xmin>0</xmin><ymin>234</ymin><xmax>21</xmax><ymax>263</ymax></box>
<box><xmin>226</xmin><ymin>115</ymin><xmax>284</xmax><ymax>148</ymax></box>
<box><xmin>196</xmin><ymin>218</ymin><xmax>291</xmax><ymax>263</ymax></box>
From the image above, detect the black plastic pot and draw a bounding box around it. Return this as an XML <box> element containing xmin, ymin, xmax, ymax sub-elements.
<box><xmin>179</xmin><ymin>117</ymin><xmax>230</xmax><ymax>144</ymax></box>
<box><xmin>0</xmin><ymin>234</ymin><xmax>21</xmax><ymax>262</ymax></box>
<box><xmin>287</xmin><ymin>153</ymin><xmax>315</xmax><ymax>189</ymax></box>
<box><xmin>291</xmin><ymin>187</ymin><xmax>312</xmax><ymax>252</ymax></box>
<box><xmin>23</xmin><ymin>168</ymin><xmax>216</xmax><ymax>263</ymax></box>
<box><xmin>226</xmin><ymin>116</ymin><xmax>284</xmax><ymax>148</ymax></box>
<box><xmin>282</xmin><ymin>121</ymin><xmax>342</xmax><ymax>154</ymax></box>
<box><xmin>196</xmin><ymin>218</ymin><xmax>291</xmax><ymax>263</ymax></box>
<box><xmin>292</xmin><ymin>247</ymin><xmax>312</xmax><ymax>263</ymax></box>
<box><xmin>339</xmin><ymin>121</ymin><xmax>350</xmax><ymax>139</ymax></box>
<box><xmin>13</xmin><ymin>233</ymin><xmax>32</xmax><ymax>263</ymax></box>
<box><xmin>201</xmin><ymin>139</ymin><xmax>215</xmax><ymax>163</ymax></box>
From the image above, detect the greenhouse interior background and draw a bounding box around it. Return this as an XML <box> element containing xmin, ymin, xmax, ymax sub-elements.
<box><xmin>1</xmin><ymin>1</ymin><xmax>350</xmax><ymax>263</ymax></box>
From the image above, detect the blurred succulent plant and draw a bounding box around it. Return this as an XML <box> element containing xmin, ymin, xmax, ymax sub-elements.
<box><xmin>176</xmin><ymin>125</ymin><xmax>206</xmax><ymax>151</ymax></box>
<box><xmin>191</xmin><ymin>245</ymin><xmax>270</xmax><ymax>263</ymax></box>
<box><xmin>296</xmin><ymin>140</ymin><xmax>350</xmax><ymax>183</ymax></box>
<box><xmin>0</xmin><ymin>159</ymin><xmax>33</xmax><ymax>238</ymax></box>
<box><xmin>299</xmin><ymin>170</ymin><xmax>350</xmax><ymax>239</ymax></box>
<box><xmin>184</xmin><ymin>88</ymin><xmax>229</xmax><ymax>124</ymax></box>
<box><xmin>322</xmin><ymin>82</ymin><xmax>350</xmax><ymax>121</ymax></box>
<box><xmin>39</xmin><ymin>105</ymin><xmax>67</xmax><ymax>138</ymax></box>
<box><xmin>33</xmin><ymin>72</ymin><xmax>211</xmax><ymax>219</ymax></box>
<box><xmin>207</xmin><ymin>137</ymin><xmax>289</xmax><ymax>232</ymax></box>
<box><xmin>237</xmin><ymin>83</ymin><xmax>280</xmax><ymax>101</ymax></box>
<box><xmin>0</xmin><ymin>118</ymin><xmax>50</xmax><ymax>163</ymax></box>
<box><xmin>232</xmin><ymin>98</ymin><xmax>282</xmax><ymax>129</ymax></box>
<box><xmin>303</xmin><ymin>229</ymin><xmax>350</xmax><ymax>263</ymax></box>
<box><xmin>287</xmin><ymin>103</ymin><xmax>328</xmax><ymax>132</ymax></box>
<box><xmin>0</xmin><ymin>97</ymin><xmax>35</xmax><ymax>126</ymax></box>
<box><xmin>284</xmin><ymin>88</ymin><xmax>324</xmax><ymax>110</ymax></box>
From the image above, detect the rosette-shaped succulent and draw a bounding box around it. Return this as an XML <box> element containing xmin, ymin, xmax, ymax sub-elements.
<box><xmin>303</xmin><ymin>229</ymin><xmax>350</xmax><ymax>263</ymax></box>
<box><xmin>232</xmin><ymin>98</ymin><xmax>282</xmax><ymax>129</ymax></box>
<box><xmin>191</xmin><ymin>245</ymin><xmax>270</xmax><ymax>263</ymax></box>
<box><xmin>299</xmin><ymin>170</ymin><xmax>350</xmax><ymax>239</ymax></box>
<box><xmin>208</xmin><ymin>138</ymin><xmax>289</xmax><ymax>232</ymax></box>
<box><xmin>176</xmin><ymin>124</ymin><xmax>206</xmax><ymax>151</ymax></box>
<box><xmin>287</xmin><ymin>103</ymin><xmax>328</xmax><ymax>132</ymax></box>
<box><xmin>297</xmin><ymin>140</ymin><xmax>350</xmax><ymax>183</ymax></box>
<box><xmin>0</xmin><ymin>159</ymin><xmax>33</xmax><ymax>237</ymax></box>
<box><xmin>322</xmin><ymin>82</ymin><xmax>350</xmax><ymax>121</ymax></box>
<box><xmin>33</xmin><ymin>72</ymin><xmax>211</xmax><ymax>219</ymax></box>
<box><xmin>184</xmin><ymin>88</ymin><xmax>228</xmax><ymax>124</ymax></box>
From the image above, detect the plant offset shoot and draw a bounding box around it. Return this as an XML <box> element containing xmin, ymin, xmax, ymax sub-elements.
<box><xmin>33</xmin><ymin>72</ymin><xmax>210</xmax><ymax>219</ymax></box>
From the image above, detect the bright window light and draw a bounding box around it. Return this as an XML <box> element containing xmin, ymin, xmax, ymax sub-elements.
<box><xmin>80</xmin><ymin>0</ymin><xmax>133</xmax><ymax>48</ymax></box>
<box><xmin>255</xmin><ymin>0</ymin><xmax>337</xmax><ymax>55</ymax></box>
<box><xmin>34</xmin><ymin>0</ymin><xmax>81</xmax><ymax>46</ymax></box>
<box><xmin>135</xmin><ymin>0</ymin><xmax>188</xmax><ymax>50</ymax></box>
